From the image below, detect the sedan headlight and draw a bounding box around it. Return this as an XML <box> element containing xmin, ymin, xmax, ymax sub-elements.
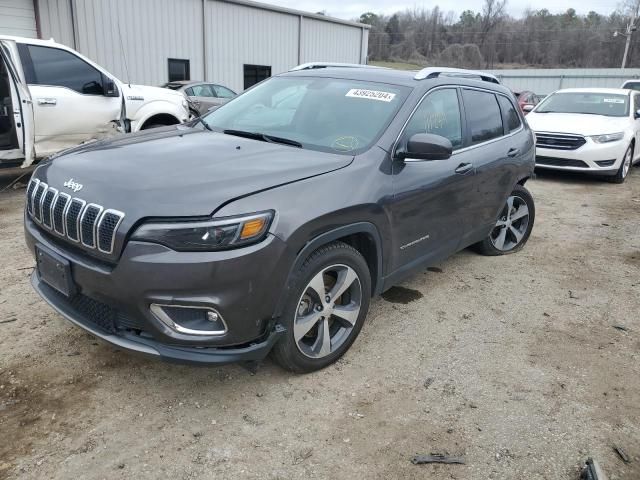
<box><xmin>131</xmin><ymin>211</ymin><xmax>273</xmax><ymax>251</ymax></box>
<box><xmin>590</xmin><ymin>132</ymin><xmax>624</xmax><ymax>144</ymax></box>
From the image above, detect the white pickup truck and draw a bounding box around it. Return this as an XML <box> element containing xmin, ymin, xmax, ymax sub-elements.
<box><xmin>0</xmin><ymin>35</ymin><xmax>189</xmax><ymax>169</ymax></box>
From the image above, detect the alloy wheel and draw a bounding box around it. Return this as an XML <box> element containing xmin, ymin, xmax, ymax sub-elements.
<box><xmin>622</xmin><ymin>147</ymin><xmax>632</xmax><ymax>179</ymax></box>
<box><xmin>490</xmin><ymin>195</ymin><xmax>530</xmax><ymax>251</ymax></box>
<box><xmin>293</xmin><ymin>264</ymin><xmax>362</xmax><ymax>359</ymax></box>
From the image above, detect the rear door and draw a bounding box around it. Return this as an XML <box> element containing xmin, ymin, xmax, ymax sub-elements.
<box><xmin>185</xmin><ymin>84</ymin><xmax>219</xmax><ymax>115</ymax></box>
<box><xmin>17</xmin><ymin>43</ymin><xmax>121</xmax><ymax>158</ymax></box>
<box><xmin>460</xmin><ymin>88</ymin><xmax>527</xmax><ymax>244</ymax></box>
<box><xmin>0</xmin><ymin>41</ymin><xmax>34</xmax><ymax>167</ymax></box>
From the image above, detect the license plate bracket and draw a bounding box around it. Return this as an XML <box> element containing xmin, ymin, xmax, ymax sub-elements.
<box><xmin>35</xmin><ymin>245</ymin><xmax>76</xmax><ymax>297</ymax></box>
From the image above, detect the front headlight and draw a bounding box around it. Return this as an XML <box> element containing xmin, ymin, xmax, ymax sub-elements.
<box><xmin>590</xmin><ymin>132</ymin><xmax>624</xmax><ymax>144</ymax></box>
<box><xmin>131</xmin><ymin>211</ymin><xmax>273</xmax><ymax>251</ymax></box>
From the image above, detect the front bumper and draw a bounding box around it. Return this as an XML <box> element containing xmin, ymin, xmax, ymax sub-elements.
<box><xmin>534</xmin><ymin>137</ymin><xmax>627</xmax><ymax>175</ymax></box>
<box><xmin>25</xmin><ymin>214</ymin><xmax>292</xmax><ymax>365</ymax></box>
<box><xmin>32</xmin><ymin>272</ymin><xmax>285</xmax><ymax>364</ymax></box>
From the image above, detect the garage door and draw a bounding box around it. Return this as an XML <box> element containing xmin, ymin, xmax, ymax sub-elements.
<box><xmin>0</xmin><ymin>0</ymin><xmax>37</xmax><ymax>38</ymax></box>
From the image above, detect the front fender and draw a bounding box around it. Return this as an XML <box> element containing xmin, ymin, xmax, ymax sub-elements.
<box><xmin>129</xmin><ymin>100</ymin><xmax>189</xmax><ymax>131</ymax></box>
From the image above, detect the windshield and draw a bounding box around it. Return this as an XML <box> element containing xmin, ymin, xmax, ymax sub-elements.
<box><xmin>202</xmin><ymin>77</ymin><xmax>410</xmax><ymax>154</ymax></box>
<box><xmin>536</xmin><ymin>92</ymin><xmax>628</xmax><ymax>117</ymax></box>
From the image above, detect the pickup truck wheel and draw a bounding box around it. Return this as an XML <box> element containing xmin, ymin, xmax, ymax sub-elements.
<box><xmin>272</xmin><ymin>242</ymin><xmax>371</xmax><ymax>373</ymax></box>
<box><xmin>473</xmin><ymin>184</ymin><xmax>535</xmax><ymax>256</ymax></box>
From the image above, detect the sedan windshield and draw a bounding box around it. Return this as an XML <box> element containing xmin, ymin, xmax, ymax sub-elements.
<box><xmin>536</xmin><ymin>92</ymin><xmax>628</xmax><ymax>117</ymax></box>
<box><xmin>202</xmin><ymin>77</ymin><xmax>410</xmax><ymax>154</ymax></box>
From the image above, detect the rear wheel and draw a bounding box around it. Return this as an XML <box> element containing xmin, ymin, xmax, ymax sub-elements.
<box><xmin>606</xmin><ymin>144</ymin><xmax>632</xmax><ymax>184</ymax></box>
<box><xmin>272</xmin><ymin>242</ymin><xmax>371</xmax><ymax>373</ymax></box>
<box><xmin>474</xmin><ymin>184</ymin><xmax>535</xmax><ymax>256</ymax></box>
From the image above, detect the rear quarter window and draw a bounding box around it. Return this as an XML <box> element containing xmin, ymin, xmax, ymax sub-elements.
<box><xmin>497</xmin><ymin>95</ymin><xmax>522</xmax><ymax>133</ymax></box>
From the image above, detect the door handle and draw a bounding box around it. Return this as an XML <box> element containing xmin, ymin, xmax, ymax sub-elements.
<box><xmin>37</xmin><ymin>98</ymin><xmax>57</xmax><ymax>106</ymax></box>
<box><xmin>507</xmin><ymin>148</ymin><xmax>520</xmax><ymax>157</ymax></box>
<box><xmin>455</xmin><ymin>162</ymin><xmax>473</xmax><ymax>174</ymax></box>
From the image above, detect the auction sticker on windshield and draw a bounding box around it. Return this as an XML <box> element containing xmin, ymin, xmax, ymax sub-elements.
<box><xmin>603</xmin><ymin>98</ymin><xmax>625</xmax><ymax>103</ymax></box>
<box><xmin>346</xmin><ymin>89</ymin><xmax>396</xmax><ymax>102</ymax></box>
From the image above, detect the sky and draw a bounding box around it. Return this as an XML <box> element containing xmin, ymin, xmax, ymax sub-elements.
<box><xmin>265</xmin><ymin>0</ymin><xmax>620</xmax><ymax>22</ymax></box>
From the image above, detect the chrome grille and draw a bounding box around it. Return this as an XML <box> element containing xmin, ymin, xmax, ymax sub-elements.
<box><xmin>32</xmin><ymin>182</ymin><xmax>47</xmax><ymax>222</ymax></box>
<box><xmin>41</xmin><ymin>188</ymin><xmax>57</xmax><ymax>229</ymax></box>
<box><xmin>26</xmin><ymin>178</ymin><xmax>38</xmax><ymax>215</ymax></box>
<box><xmin>536</xmin><ymin>132</ymin><xmax>586</xmax><ymax>150</ymax></box>
<box><xmin>26</xmin><ymin>178</ymin><xmax>125</xmax><ymax>255</ymax></box>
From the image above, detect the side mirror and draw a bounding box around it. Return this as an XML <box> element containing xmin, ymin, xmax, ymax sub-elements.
<box><xmin>635</xmin><ymin>108</ymin><xmax>640</xmax><ymax>119</ymax></box>
<box><xmin>398</xmin><ymin>133</ymin><xmax>453</xmax><ymax>161</ymax></box>
<box><xmin>522</xmin><ymin>104</ymin><xmax>534</xmax><ymax>113</ymax></box>
<box><xmin>103</xmin><ymin>76</ymin><xmax>119</xmax><ymax>97</ymax></box>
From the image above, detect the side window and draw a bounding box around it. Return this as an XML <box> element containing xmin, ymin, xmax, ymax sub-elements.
<box><xmin>497</xmin><ymin>95</ymin><xmax>522</xmax><ymax>133</ymax></box>
<box><xmin>184</xmin><ymin>87</ymin><xmax>194</xmax><ymax>96</ymax></box>
<box><xmin>190</xmin><ymin>84</ymin><xmax>215</xmax><ymax>97</ymax></box>
<box><xmin>19</xmin><ymin>44</ymin><xmax>104</xmax><ymax>95</ymax></box>
<box><xmin>213</xmin><ymin>85</ymin><xmax>236</xmax><ymax>98</ymax></box>
<box><xmin>403</xmin><ymin>88</ymin><xmax>462</xmax><ymax>149</ymax></box>
<box><xmin>625</xmin><ymin>82</ymin><xmax>640</xmax><ymax>92</ymax></box>
<box><xmin>634</xmin><ymin>94</ymin><xmax>640</xmax><ymax>114</ymax></box>
<box><xmin>462</xmin><ymin>90</ymin><xmax>504</xmax><ymax>144</ymax></box>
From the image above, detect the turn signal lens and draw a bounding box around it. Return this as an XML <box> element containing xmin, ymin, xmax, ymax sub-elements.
<box><xmin>240</xmin><ymin>218</ymin><xmax>267</xmax><ymax>239</ymax></box>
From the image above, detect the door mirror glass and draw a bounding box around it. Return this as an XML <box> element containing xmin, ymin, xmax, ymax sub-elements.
<box><xmin>400</xmin><ymin>133</ymin><xmax>452</xmax><ymax>160</ymax></box>
<box><xmin>522</xmin><ymin>104</ymin><xmax>534</xmax><ymax>112</ymax></box>
<box><xmin>103</xmin><ymin>77</ymin><xmax>119</xmax><ymax>97</ymax></box>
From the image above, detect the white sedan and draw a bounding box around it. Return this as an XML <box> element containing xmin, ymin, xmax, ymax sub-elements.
<box><xmin>526</xmin><ymin>88</ymin><xmax>640</xmax><ymax>183</ymax></box>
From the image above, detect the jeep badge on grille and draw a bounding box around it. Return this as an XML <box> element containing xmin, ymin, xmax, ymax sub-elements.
<box><xmin>63</xmin><ymin>178</ymin><xmax>83</xmax><ymax>193</ymax></box>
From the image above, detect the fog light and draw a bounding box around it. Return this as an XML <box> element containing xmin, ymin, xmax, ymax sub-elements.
<box><xmin>150</xmin><ymin>304</ymin><xmax>227</xmax><ymax>336</ymax></box>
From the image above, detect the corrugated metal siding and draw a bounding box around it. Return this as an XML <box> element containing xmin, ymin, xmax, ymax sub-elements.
<box><xmin>300</xmin><ymin>17</ymin><xmax>362</xmax><ymax>65</ymax></box>
<box><xmin>489</xmin><ymin>68</ymin><xmax>640</xmax><ymax>95</ymax></box>
<box><xmin>37</xmin><ymin>0</ymin><xmax>74</xmax><ymax>46</ymax></box>
<box><xmin>72</xmin><ymin>0</ymin><xmax>204</xmax><ymax>86</ymax></box>
<box><xmin>34</xmin><ymin>0</ymin><xmax>369</xmax><ymax>89</ymax></box>
<box><xmin>0</xmin><ymin>0</ymin><xmax>37</xmax><ymax>37</ymax></box>
<box><xmin>205</xmin><ymin>0</ymin><xmax>298</xmax><ymax>92</ymax></box>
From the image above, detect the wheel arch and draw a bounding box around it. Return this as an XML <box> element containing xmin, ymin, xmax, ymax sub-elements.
<box><xmin>140</xmin><ymin>113</ymin><xmax>180</xmax><ymax>129</ymax></box>
<box><xmin>273</xmin><ymin>222</ymin><xmax>384</xmax><ymax>320</ymax></box>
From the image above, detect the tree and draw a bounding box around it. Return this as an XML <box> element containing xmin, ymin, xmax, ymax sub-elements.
<box><xmin>385</xmin><ymin>14</ymin><xmax>404</xmax><ymax>45</ymax></box>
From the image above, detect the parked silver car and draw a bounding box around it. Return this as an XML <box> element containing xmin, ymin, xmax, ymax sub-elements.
<box><xmin>163</xmin><ymin>81</ymin><xmax>236</xmax><ymax>116</ymax></box>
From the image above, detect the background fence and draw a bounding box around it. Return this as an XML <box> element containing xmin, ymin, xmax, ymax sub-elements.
<box><xmin>487</xmin><ymin>68</ymin><xmax>640</xmax><ymax>95</ymax></box>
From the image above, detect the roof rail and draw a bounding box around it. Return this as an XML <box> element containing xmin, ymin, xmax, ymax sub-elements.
<box><xmin>289</xmin><ymin>62</ymin><xmax>386</xmax><ymax>71</ymax></box>
<box><xmin>414</xmin><ymin>67</ymin><xmax>500</xmax><ymax>84</ymax></box>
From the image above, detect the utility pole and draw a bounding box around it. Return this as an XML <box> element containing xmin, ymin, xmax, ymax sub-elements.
<box><xmin>617</xmin><ymin>0</ymin><xmax>640</xmax><ymax>69</ymax></box>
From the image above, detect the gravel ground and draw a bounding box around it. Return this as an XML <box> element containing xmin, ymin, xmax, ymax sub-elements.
<box><xmin>0</xmin><ymin>168</ymin><xmax>639</xmax><ymax>480</ymax></box>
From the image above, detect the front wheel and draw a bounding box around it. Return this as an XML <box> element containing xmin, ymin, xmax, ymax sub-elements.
<box><xmin>473</xmin><ymin>184</ymin><xmax>535</xmax><ymax>256</ymax></box>
<box><xmin>606</xmin><ymin>144</ymin><xmax>633</xmax><ymax>184</ymax></box>
<box><xmin>272</xmin><ymin>242</ymin><xmax>371</xmax><ymax>373</ymax></box>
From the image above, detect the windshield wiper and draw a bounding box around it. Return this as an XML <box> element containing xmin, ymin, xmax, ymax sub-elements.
<box><xmin>193</xmin><ymin>115</ymin><xmax>212</xmax><ymax>131</ymax></box>
<box><xmin>223</xmin><ymin>129</ymin><xmax>302</xmax><ymax>148</ymax></box>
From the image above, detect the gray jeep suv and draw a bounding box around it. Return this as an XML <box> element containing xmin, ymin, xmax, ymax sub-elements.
<box><xmin>24</xmin><ymin>65</ymin><xmax>535</xmax><ymax>373</ymax></box>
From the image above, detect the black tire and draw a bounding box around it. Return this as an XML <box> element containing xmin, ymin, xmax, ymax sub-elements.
<box><xmin>606</xmin><ymin>144</ymin><xmax>633</xmax><ymax>184</ymax></box>
<box><xmin>141</xmin><ymin>123</ymin><xmax>167</xmax><ymax>130</ymax></box>
<box><xmin>272</xmin><ymin>241</ymin><xmax>371</xmax><ymax>373</ymax></box>
<box><xmin>473</xmin><ymin>183</ymin><xmax>535</xmax><ymax>256</ymax></box>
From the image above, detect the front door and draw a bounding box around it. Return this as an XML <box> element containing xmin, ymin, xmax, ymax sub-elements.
<box><xmin>0</xmin><ymin>41</ymin><xmax>34</xmax><ymax>167</ymax></box>
<box><xmin>388</xmin><ymin>87</ymin><xmax>477</xmax><ymax>274</ymax></box>
<box><xmin>17</xmin><ymin>43</ymin><xmax>121</xmax><ymax>158</ymax></box>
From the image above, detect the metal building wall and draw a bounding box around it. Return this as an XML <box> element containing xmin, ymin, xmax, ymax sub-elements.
<box><xmin>204</xmin><ymin>0</ymin><xmax>299</xmax><ymax>92</ymax></box>
<box><xmin>37</xmin><ymin>0</ymin><xmax>74</xmax><ymax>46</ymax></box>
<box><xmin>0</xmin><ymin>0</ymin><xmax>37</xmax><ymax>38</ymax></box>
<box><xmin>489</xmin><ymin>68</ymin><xmax>640</xmax><ymax>95</ymax></box>
<box><xmin>300</xmin><ymin>17</ymin><xmax>363</xmax><ymax>65</ymax></box>
<box><xmin>34</xmin><ymin>0</ymin><xmax>368</xmax><ymax>90</ymax></box>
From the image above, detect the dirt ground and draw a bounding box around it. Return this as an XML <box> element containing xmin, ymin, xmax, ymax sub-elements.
<box><xmin>0</xmin><ymin>168</ymin><xmax>639</xmax><ymax>480</ymax></box>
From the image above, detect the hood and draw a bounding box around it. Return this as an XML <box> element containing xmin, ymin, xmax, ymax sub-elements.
<box><xmin>34</xmin><ymin>126</ymin><xmax>353</xmax><ymax>221</ymax></box>
<box><xmin>124</xmin><ymin>84</ymin><xmax>185</xmax><ymax>104</ymax></box>
<box><xmin>526</xmin><ymin>112</ymin><xmax>630</xmax><ymax>136</ymax></box>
